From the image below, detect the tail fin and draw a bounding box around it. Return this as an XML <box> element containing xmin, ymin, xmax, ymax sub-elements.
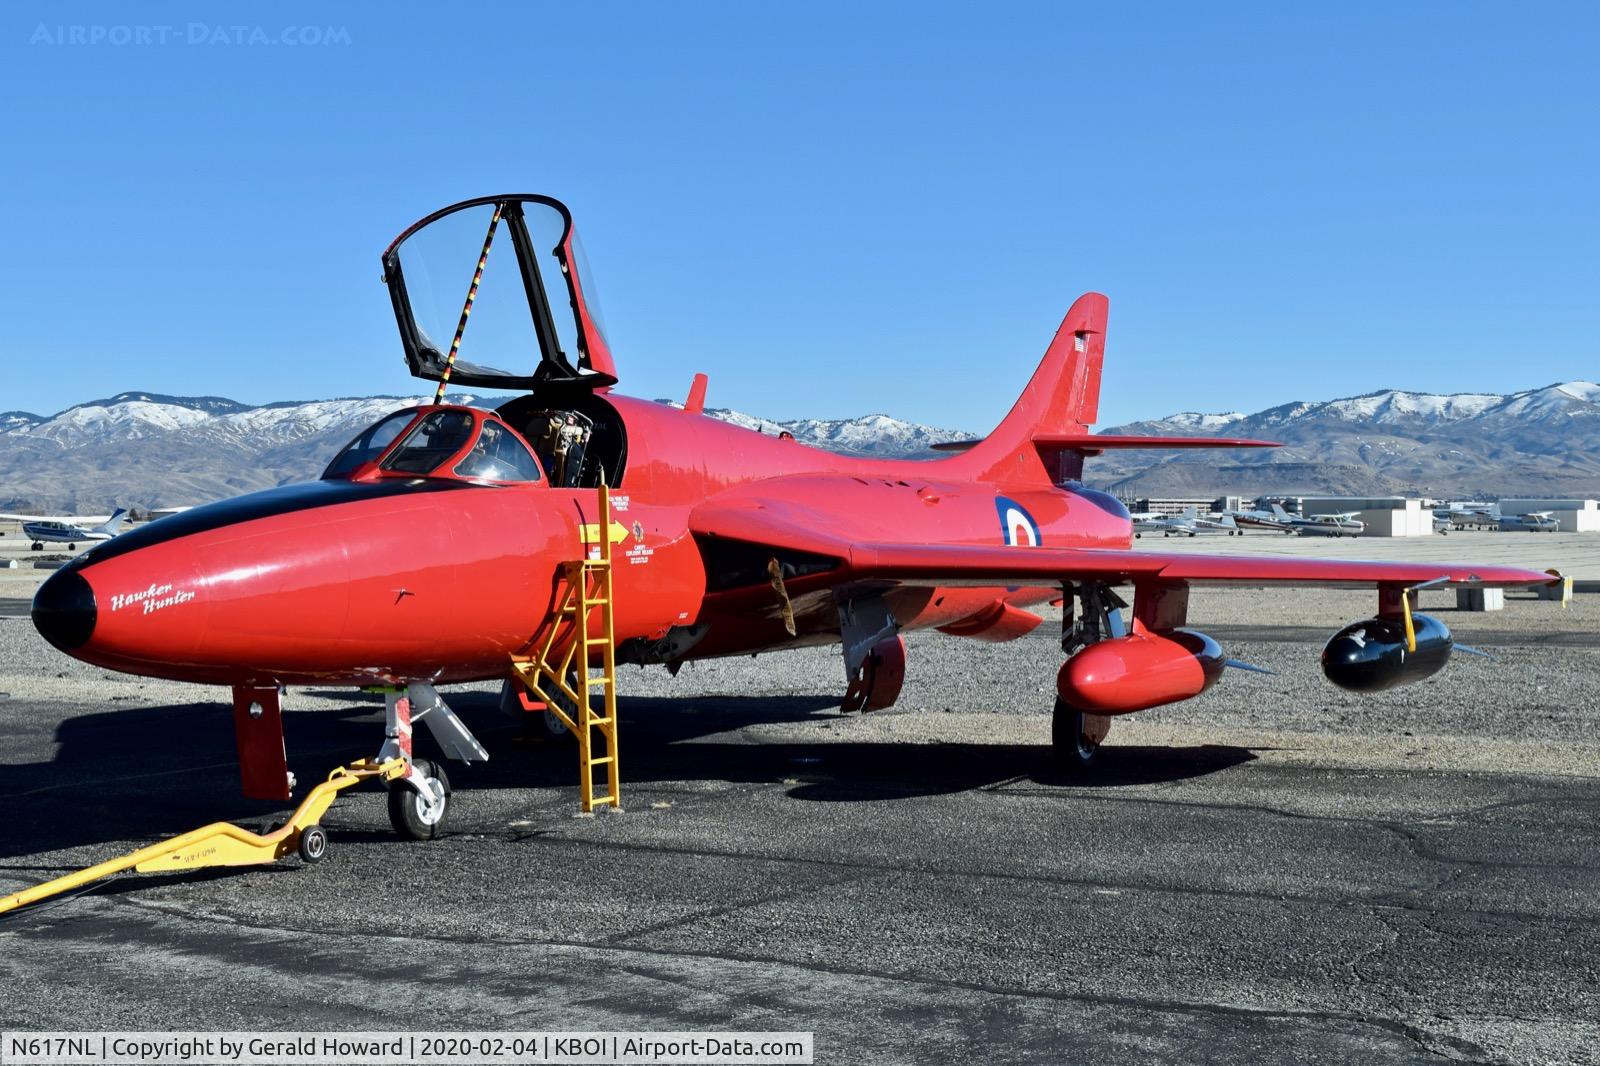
<box><xmin>94</xmin><ymin>508</ymin><xmax>129</xmax><ymax>535</ymax></box>
<box><xmin>951</xmin><ymin>293</ymin><xmax>1108</xmax><ymax>483</ymax></box>
<box><xmin>1271</xmin><ymin>503</ymin><xmax>1290</xmax><ymax>519</ymax></box>
<box><xmin>1181</xmin><ymin>506</ymin><xmax>1197</xmax><ymax>519</ymax></box>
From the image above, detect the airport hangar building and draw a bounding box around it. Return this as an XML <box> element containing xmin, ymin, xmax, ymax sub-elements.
<box><xmin>1124</xmin><ymin>496</ymin><xmax>1600</xmax><ymax>536</ymax></box>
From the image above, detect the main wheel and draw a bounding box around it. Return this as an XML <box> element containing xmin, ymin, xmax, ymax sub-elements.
<box><xmin>534</xmin><ymin>702</ymin><xmax>574</xmax><ymax>742</ymax></box>
<box><xmin>1052</xmin><ymin>699</ymin><xmax>1110</xmax><ymax>773</ymax></box>
<box><xmin>387</xmin><ymin>759</ymin><xmax>452</xmax><ymax>840</ymax></box>
<box><xmin>297</xmin><ymin>823</ymin><xmax>329</xmax><ymax>863</ymax></box>
<box><xmin>528</xmin><ymin>670</ymin><xmax>584</xmax><ymax>743</ymax></box>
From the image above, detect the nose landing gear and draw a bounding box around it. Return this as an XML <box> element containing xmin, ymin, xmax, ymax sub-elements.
<box><xmin>374</xmin><ymin>682</ymin><xmax>485</xmax><ymax>840</ymax></box>
<box><xmin>387</xmin><ymin>757</ymin><xmax>452</xmax><ymax>841</ymax></box>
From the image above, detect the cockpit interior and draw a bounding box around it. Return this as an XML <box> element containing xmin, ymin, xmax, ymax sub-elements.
<box><xmin>322</xmin><ymin>399</ymin><xmax>625</xmax><ymax>490</ymax></box>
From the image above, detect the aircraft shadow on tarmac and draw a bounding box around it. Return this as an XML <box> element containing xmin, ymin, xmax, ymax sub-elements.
<box><xmin>0</xmin><ymin>692</ymin><xmax>1252</xmax><ymax>860</ymax></box>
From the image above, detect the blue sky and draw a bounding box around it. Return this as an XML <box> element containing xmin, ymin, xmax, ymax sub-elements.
<box><xmin>2</xmin><ymin>2</ymin><xmax>1596</xmax><ymax>430</ymax></box>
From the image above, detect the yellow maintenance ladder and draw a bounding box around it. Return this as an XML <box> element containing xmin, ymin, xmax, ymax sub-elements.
<box><xmin>508</xmin><ymin>484</ymin><xmax>621</xmax><ymax>812</ymax></box>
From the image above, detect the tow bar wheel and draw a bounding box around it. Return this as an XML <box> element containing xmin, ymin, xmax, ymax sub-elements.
<box><xmin>387</xmin><ymin>759</ymin><xmax>452</xmax><ymax>840</ymax></box>
<box><xmin>297</xmin><ymin>823</ymin><xmax>329</xmax><ymax>863</ymax></box>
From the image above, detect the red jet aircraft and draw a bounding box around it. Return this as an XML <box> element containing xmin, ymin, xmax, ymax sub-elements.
<box><xmin>31</xmin><ymin>194</ymin><xmax>1558</xmax><ymax>837</ymax></box>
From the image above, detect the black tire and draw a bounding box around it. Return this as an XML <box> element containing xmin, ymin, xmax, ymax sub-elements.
<box><xmin>297</xmin><ymin>823</ymin><xmax>328</xmax><ymax>863</ymax></box>
<box><xmin>530</xmin><ymin>670</ymin><xmax>590</xmax><ymax>743</ymax></box>
<box><xmin>68</xmin><ymin>543</ymin><xmax>76</xmax><ymax>551</ymax></box>
<box><xmin>387</xmin><ymin>759</ymin><xmax>452</xmax><ymax>840</ymax></box>
<box><xmin>532</xmin><ymin>702</ymin><xmax>574</xmax><ymax>743</ymax></box>
<box><xmin>1052</xmin><ymin>698</ymin><xmax>1106</xmax><ymax>773</ymax></box>
<box><xmin>30</xmin><ymin>543</ymin><xmax>41</xmax><ymax>551</ymax></box>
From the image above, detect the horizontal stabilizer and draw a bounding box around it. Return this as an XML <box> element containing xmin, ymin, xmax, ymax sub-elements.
<box><xmin>1034</xmin><ymin>434</ymin><xmax>1280</xmax><ymax>451</ymax></box>
<box><xmin>935</xmin><ymin>434</ymin><xmax>1279</xmax><ymax>455</ymax></box>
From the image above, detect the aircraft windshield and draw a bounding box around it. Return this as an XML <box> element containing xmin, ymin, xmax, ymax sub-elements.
<box><xmin>381</xmin><ymin>410</ymin><xmax>476</xmax><ymax>475</ymax></box>
<box><xmin>382</xmin><ymin>195</ymin><xmax>616</xmax><ymax>391</ymax></box>
<box><xmin>322</xmin><ymin>409</ymin><xmax>417</xmax><ymax>479</ymax></box>
<box><xmin>454</xmin><ymin>420</ymin><xmax>542</xmax><ymax>482</ymax></box>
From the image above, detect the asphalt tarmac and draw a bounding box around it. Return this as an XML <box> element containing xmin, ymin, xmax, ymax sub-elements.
<box><xmin>1</xmin><ymin>586</ymin><xmax>1597</xmax><ymax>1065</ymax></box>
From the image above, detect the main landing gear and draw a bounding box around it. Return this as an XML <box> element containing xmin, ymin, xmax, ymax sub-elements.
<box><xmin>1052</xmin><ymin>699</ymin><xmax>1112</xmax><ymax>771</ymax></box>
<box><xmin>1053</xmin><ymin>582</ymin><xmax>1123</xmax><ymax>773</ymax></box>
<box><xmin>843</xmin><ymin>634</ymin><xmax>907</xmax><ymax>713</ymax></box>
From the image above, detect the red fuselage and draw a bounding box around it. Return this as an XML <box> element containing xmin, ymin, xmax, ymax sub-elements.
<box><xmin>32</xmin><ymin>394</ymin><xmax>1131</xmax><ymax>687</ymax></box>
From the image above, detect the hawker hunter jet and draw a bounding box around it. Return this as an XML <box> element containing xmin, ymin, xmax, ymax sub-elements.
<box><xmin>30</xmin><ymin>194</ymin><xmax>1559</xmax><ymax>839</ymax></box>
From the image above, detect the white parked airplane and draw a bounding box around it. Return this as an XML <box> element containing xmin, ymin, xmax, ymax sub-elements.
<box><xmin>1270</xmin><ymin>503</ymin><xmax>1365</xmax><ymax>537</ymax></box>
<box><xmin>1</xmin><ymin>511</ymin><xmax>118</xmax><ymax>526</ymax></box>
<box><xmin>1499</xmin><ymin>511</ymin><xmax>1559</xmax><ymax>533</ymax></box>
<box><xmin>1439</xmin><ymin>506</ymin><xmax>1499</xmax><ymax>530</ymax></box>
<box><xmin>20</xmin><ymin>509</ymin><xmax>130</xmax><ymax>551</ymax></box>
<box><xmin>1221</xmin><ymin>506</ymin><xmax>1297</xmax><ymax>533</ymax></box>
<box><xmin>1133</xmin><ymin>506</ymin><xmax>1241</xmax><ymax>538</ymax></box>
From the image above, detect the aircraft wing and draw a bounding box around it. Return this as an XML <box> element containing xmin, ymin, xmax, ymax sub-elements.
<box><xmin>836</xmin><ymin>543</ymin><xmax>1549</xmax><ymax>589</ymax></box>
<box><xmin>691</xmin><ymin>498</ymin><xmax>1555</xmax><ymax>591</ymax></box>
<box><xmin>1</xmin><ymin>513</ymin><xmax>113</xmax><ymax>524</ymax></box>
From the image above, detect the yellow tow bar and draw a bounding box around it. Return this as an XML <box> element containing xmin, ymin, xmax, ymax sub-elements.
<box><xmin>0</xmin><ymin>757</ymin><xmax>406</xmax><ymax>917</ymax></box>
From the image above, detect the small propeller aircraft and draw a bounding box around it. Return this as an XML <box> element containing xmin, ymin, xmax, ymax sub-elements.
<box><xmin>1133</xmin><ymin>506</ymin><xmax>1241</xmax><ymax>538</ymax></box>
<box><xmin>1221</xmin><ymin>504</ymin><xmax>1298</xmax><ymax>533</ymax></box>
<box><xmin>1270</xmin><ymin>503</ymin><xmax>1367</xmax><ymax>537</ymax></box>
<box><xmin>30</xmin><ymin>193</ymin><xmax>1559</xmax><ymax>840</ymax></box>
<box><xmin>1498</xmin><ymin>510</ymin><xmax>1560</xmax><ymax>533</ymax></box>
<box><xmin>20</xmin><ymin>508</ymin><xmax>129</xmax><ymax>551</ymax></box>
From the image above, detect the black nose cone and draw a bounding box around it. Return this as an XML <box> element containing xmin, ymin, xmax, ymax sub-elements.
<box><xmin>33</xmin><ymin>567</ymin><xmax>96</xmax><ymax>651</ymax></box>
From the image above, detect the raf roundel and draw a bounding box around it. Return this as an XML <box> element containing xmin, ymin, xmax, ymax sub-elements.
<box><xmin>995</xmin><ymin>496</ymin><xmax>1042</xmax><ymax>548</ymax></box>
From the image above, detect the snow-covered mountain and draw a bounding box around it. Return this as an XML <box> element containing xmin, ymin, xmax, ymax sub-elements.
<box><xmin>0</xmin><ymin>392</ymin><xmax>971</xmax><ymax>511</ymax></box>
<box><xmin>16</xmin><ymin>391</ymin><xmax>474</xmax><ymax>448</ymax></box>
<box><xmin>1100</xmin><ymin>382</ymin><xmax>1600</xmax><ymax>497</ymax></box>
<box><xmin>2</xmin><ymin>382</ymin><xmax>1596</xmax><ymax>512</ymax></box>
<box><xmin>691</xmin><ymin>407</ymin><xmax>970</xmax><ymax>457</ymax></box>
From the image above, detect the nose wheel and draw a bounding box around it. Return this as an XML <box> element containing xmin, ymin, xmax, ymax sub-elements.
<box><xmin>387</xmin><ymin>758</ymin><xmax>452</xmax><ymax>840</ymax></box>
<box><xmin>374</xmin><ymin>684</ymin><xmax>485</xmax><ymax>841</ymax></box>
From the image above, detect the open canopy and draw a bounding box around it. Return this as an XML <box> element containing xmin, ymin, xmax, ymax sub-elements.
<box><xmin>381</xmin><ymin>195</ymin><xmax>617</xmax><ymax>392</ymax></box>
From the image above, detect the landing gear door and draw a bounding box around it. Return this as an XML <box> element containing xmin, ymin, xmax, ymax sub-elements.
<box><xmin>381</xmin><ymin>195</ymin><xmax>616</xmax><ymax>392</ymax></box>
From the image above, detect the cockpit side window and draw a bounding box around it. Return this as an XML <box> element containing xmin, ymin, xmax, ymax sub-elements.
<box><xmin>322</xmin><ymin>410</ymin><xmax>417</xmax><ymax>479</ymax></box>
<box><xmin>454</xmin><ymin>420</ymin><xmax>543</xmax><ymax>483</ymax></box>
<box><xmin>380</xmin><ymin>410</ymin><xmax>476</xmax><ymax>475</ymax></box>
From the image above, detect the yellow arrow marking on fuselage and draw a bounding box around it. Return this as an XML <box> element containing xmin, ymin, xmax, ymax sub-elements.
<box><xmin>580</xmin><ymin>520</ymin><xmax>630</xmax><ymax>545</ymax></box>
